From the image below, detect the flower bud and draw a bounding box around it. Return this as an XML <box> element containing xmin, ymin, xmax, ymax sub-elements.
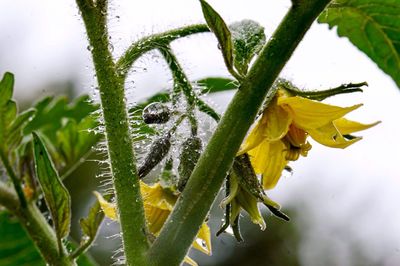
<box><xmin>138</xmin><ymin>134</ymin><xmax>171</xmax><ymax>178</ymax></box>
<box><xmin>177</xmin><ymin>136</ymin><xmax>202</xmax><ymax>191</ymax></box>
<box><xmin>142</xmin><ymin>102</ymin><xmax>171</xmax><ymax>124</ymax></box>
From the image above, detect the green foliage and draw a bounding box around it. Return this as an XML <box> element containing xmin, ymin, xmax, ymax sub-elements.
<box><xmin>319</xmin><ymin>0</ymin><xmax>400</xmax><ymax>88</ymax></box>
<box><xmin>200</xmin><ymin>0</ymin><xmax>238</xmax><ymax>79</ymax></box>
<box><xmin>197</xmin><ymin>77</ymin><xmax>237</xmax><ymax>94</ymax></box>
<box><xmin>230</xmin><ymin>20</ymin><xmax>266</xmax><ymax>75</ymax></box>
<box><xmin>32</xmin><ymin>133</ymin><xmax>71</xmax><ymax>249</ymax></box>
<box><xmin>0</xmin><ymin>212</ymin><xmax>43</xmax><ymax>266</ymax></box>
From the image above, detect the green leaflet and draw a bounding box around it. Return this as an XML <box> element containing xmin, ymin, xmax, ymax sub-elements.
<box><xmin>79</xmin><ymin>197</ymin><xmax>106</xmax><ymax>243</ymax></box>
<box><xmin>230</xmin><ymin>20</ymin><xmax>266</xmax><ymax>75</ymax></box>
<box><xmin>318</xmin><ymin>0</ymin><xmax>400</xmax><ymax>88</ymax></box>
<box><xmin>32</xmin><ymin>133</ymin><xmax>71</xmax><ymax>249</ymax></box>
<box><xmin>200</xmin><ymin>0</ymin><xmax>236</xmax><ymax>78</ymax></box>
<box><xmin>0</xmin><ymin>72</ymin><xmax>13</xmax><ymax>106</ymax></box>
<box><xmin>197</xmin><ymin>77</ymin><xmax>237</xmax><ymax>94</ymax></box>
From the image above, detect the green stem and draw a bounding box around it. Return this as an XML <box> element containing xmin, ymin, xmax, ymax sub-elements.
<box><xmin>76</xmin><ymin>1</ymin><xmax>149</xmax><ymax>265</ymax></box>
<box><xmin>0</xmin><ymin>150</ymin><xmax>27</xmax><ymax>208</ymax></box>
<box><xmin>116</xmin><ymin>24</ymin><xmax>209</xmax><ymax>79</ymax></box>
<box><xmin>147</xmin><ymin>1</ymin><xmax>331</xmax><ymax>265</ymax></box>
<box><xmin>0</xmin><ymin>182</ymin><xmax>73</xmax><ymax>265</ymax></box>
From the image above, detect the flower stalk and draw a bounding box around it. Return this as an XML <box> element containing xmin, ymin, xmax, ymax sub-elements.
<box><xmin>147</xmin><ymin>1</ymin><xmax>332</xmax><ymax>265</ymax></box>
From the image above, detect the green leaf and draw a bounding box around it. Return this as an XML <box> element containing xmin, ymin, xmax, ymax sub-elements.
<box><xmin>7</xmin><ymin>109</ymin><xmax>36</xmax><ymax>149</ymax></box>
<box><xmin>200</xmin><ymin>0</ymin><xmax>236</xmax><ymax>77</ymax></box>
<box><xmin>230</xmin><ymin>20</ymin><xmax>266</xmax><ymax>75</ymax></box>
<box><xmin>79</xmin><ymin>200</ymin><xmax>105</xmax><ymax>243</ymax></box>
<box><xmin>196</xmin><ymin>77</ymin><xmax>237</xmax><ymax>94</ymax></box>
<box><xmin>318</xmin><ymin>0</ymin><xmax>400</xmax><ymax>88</ymax></box>
<box><xmin>0</xmin><ymin>212</ymin><xmax>44</xmax><ymax>266</ymax></box>
<box><xmin>0</xmin><ymin>72</ymin><xmax>14</xmax><ymax>106</ymax></box>
<box><xmin>0</xmin><ymin>101</ymin><xmax>17</xmax><ymax>151</ymax></box>
<box><xmin>32</xmin><ymin>132</ymin><xmax>71</xmax><ymax>246</ymax></box>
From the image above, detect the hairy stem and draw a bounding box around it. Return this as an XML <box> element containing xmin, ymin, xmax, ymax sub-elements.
<box><xmin>116</xmin><ymin>24</ymin><xmax>209</xmax><ymax>78</ymax></box>
<box><xmin>147</xmin><ymin>1</ymin><xmax>332</xmax><ymax>265</ymax></box>
<box><xmin>76</xmin><ymin>1</ymin><xmax>149</xmax><ymax>265</ymax></box>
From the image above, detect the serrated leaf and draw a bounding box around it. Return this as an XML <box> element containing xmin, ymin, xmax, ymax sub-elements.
<box><xmin>0</xmin><ymin>72</ymin><xmax>14</xmax><ymax>106</ymax></box>
<box><xmin>32</xmin><ymin>132</ymin><xmax>71</xmax><ymax>243</ymax></box>
<box><xmin>230</xmin><ymin>20</ymin><xmax>266</xmax><ymax>75</ymax></box>
<box><xmin>196</xmin><ymin>77</ymin><xmax>237</xmax><ymax>94</ymax></box>
<box><xmin>200</xmin><ymin>0</ymin><xmax>235</xmax><ymax>75</ymax></box>
<box><xmin>318</xmin><ymin>0</ymin><xmax>400</xmax><ymax>88</ymax></box>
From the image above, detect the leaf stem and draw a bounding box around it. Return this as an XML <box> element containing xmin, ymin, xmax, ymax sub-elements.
<box><xmin>76</xmin><ymin>1</ymin><xmax>149</xmax><ymax>265</ymax></box>
<box><xmin>147</xmin><ymin>1</ymin><xmax>332</xmax><ymax>265</ymax></box>
<box><xmin>0</xmin><ymin>150</ymin><xmax>27</xmax><ymax>208</ymax></box>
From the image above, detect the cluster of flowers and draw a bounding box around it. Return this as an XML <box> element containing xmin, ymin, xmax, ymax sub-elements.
<box><xmin>96</xmin><ymin>82</ymin><xmax>378</xmax><ymax>265</ymax></box>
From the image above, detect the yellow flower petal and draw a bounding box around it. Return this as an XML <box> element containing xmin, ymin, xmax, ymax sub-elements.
<box><xmin>237</xmin><ymin>117</ymin><xmax>266</xmax><ymax>155</ymax></box>
<box><xmin>308</xmin><ymin>123</ymin><xmax>361</xmax><ymax>148</ymax></box>
<box><xmin>278</xmin><ymin>96</ymin><xmax>362</xmax><ymax>129</ymax></box>
<box><xmin>144</xmin><ymin>205</ymin><xmax>170</xmax><ymax>235</ymax></box>
<box><xmin>247</xmin><ymin>139</ymin><xmax>271</xmax><ymax>174</ymax></box>
<box><xmin>93</xmin><ymin>191</ymin><xmax>118</xmax><ymax>221</ymax></box>
<box><xmin>192</xmin><ymin>223</ymin><xmax>212</xmax><ymax>255</ymax></box>
<box><xmin>184</xmin><ymin>256</ymin><xmax>198</xmax><ymax>266</ymax></box>
<box><xmin>248</xmin><ymin>140</ymin><xmax>287</xmax><ymax>190</ymax></box>
<box><xmin>140</xmin><ymin>181</ymin><xmax>176</xmax><ymax>210</ymax></box>
<box><xmin>263</xmin><ymin>104</ymin><xmax>292</xmax><ymax>141</ymax></box>
<box><xmin>333</xmin><ymin>118</ymin><xmax>381</xmax><ymax>135</ymax></box>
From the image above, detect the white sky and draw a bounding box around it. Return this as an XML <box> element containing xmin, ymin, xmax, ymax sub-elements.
<box><xmin>1</xmin><ymin>0</ymin><xmax>399</xmax><ymax>265</ymax></box>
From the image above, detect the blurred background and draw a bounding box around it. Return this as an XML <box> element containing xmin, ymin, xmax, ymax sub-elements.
<box><xmin>1</xmin><ymin>0</ymin><xmax>399</xmax><ymax>265</ymax></box>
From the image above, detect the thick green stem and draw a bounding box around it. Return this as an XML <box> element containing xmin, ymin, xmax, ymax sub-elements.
<box><xmin>116</xmin><ymin>24</ymin><xmax>209</xmax><ymax>78</ymax></box>
<box><xmin>76</xmin><ymin>1</ymin><xmax>149</xmax><ymax>265</ymax></box>
<box><xmin>147</xmin><ymin>1</ymin><xmax>331</xmax><ymax>265</ymax></box>
<box><xmin>0</xmin><ymin>182</ymin><xmax>73</xmax><ymax>265</ymax></box>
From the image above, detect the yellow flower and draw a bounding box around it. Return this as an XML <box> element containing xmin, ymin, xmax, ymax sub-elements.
<box><xmin>238</xmin><ymin>89</ymin><xmax>379</xmax><ymax>190</ymax></box>
<box><xmin>94</xmin><ymin>182</ymin><xmax>211</xmax><ymax>266</ymax></box>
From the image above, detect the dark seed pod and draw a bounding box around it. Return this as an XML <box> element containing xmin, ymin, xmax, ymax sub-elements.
<box><xmin>138</xmin><ymin>134</ymin><xmax>171</xmax><ymax>179</ymax></box>
<box><xmin>177</xmin><ymin>136</ymin><xmax>202</xmax><ymax>191</ymax></box>
<box><xmin>142</xmin><ymin>102</ymin><xmax>171</xmax><ymax>124</ymax></box>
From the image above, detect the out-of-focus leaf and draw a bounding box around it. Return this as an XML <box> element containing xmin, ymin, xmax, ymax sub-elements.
<box><xmin>32</xmin><ymin>133</ymin><xmax>71</xmax><ymax>243</ymax></box>
<box><xmin>230</xmin><ymin>20</ymin><xmax>266</xmax><ymax>75</ymax></box>
<box><xmin>0</xmin><ymin>72</ymin><xmax>13</xmax><ymax>106</ymax></box>
<box><xmin>200</xmin><ymin>0</ymin><xmax>235</xmax><ymax>76</ymax></box>
<box><xmin>0</xmin><ymin>212</ymin><xmax>97</xmax><ymax>266</ymax></box>
<box><xmin>0</xmin><ymin>212</ymin><xmax>44</xmax><ymax>266</ymax></box>
<box><xmin>79</xmin><ymin>198</ymin><xmax>105</xmax><ymax>242</ymax></box>
<box><xmin>196</xmin><ymin>77</ymin><xmax>237</xmax><ymax>94</ymax></box>
<box><xmin>24</xmin><ymin>95</ymin><xmax>98</xmax><ymax>137</ymax></box>
<box><xmin>0</xmin><ymin>100</ymin><xmax>17</xmax><ymax>152</ymax></box>
<box><xmin>7</xmin><ymin>109</ymin><xmax>36</xmax><ymax>149</ymax></box>
<box><xmin>318</xmin><ymin>0</ymin><xmax>400</xmax><ymax>88</ymax></box>
<box><xmin>56</xmin><ymin>116</ymin><xmax>100</xmax><ymax>168</ymax></box>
